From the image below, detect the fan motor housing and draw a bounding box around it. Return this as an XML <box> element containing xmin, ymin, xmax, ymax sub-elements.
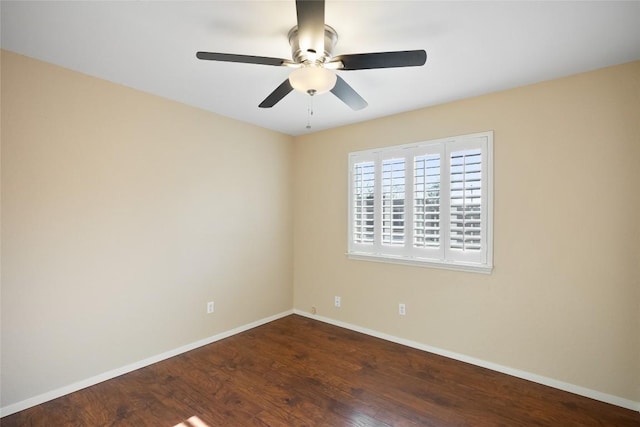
<box><xmin>288</xmin><ymin>25</ymin><xmax>338</xmax><ymax>64</ymax></box>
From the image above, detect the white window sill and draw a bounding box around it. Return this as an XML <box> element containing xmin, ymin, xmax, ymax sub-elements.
<box><xmin>347</xmin><ymin>252</ymin><xmax>493</xmax><ymax>274</ymax></box>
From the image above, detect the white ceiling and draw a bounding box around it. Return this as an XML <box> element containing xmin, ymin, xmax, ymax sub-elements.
<box><xmin>2</xmin><ymin>1</ymin><xmax>639</xmax><ymax>136</ymax></box>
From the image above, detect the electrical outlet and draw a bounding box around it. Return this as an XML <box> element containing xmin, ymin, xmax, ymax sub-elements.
<box><xmin>334</xmin><ymin>296</ymin><xmax>341</xmax><ymax>308</ymax></box>
<box><xmin>399</xmin><ymin>303</ymin><xmax>406</xmax><ymax>316</ymax></box>
<box><xmin>207</xmin><ymin>301</ymin><xmax>214</xmax><ymax>314</ymax></box>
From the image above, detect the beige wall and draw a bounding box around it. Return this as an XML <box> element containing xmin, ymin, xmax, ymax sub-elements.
<box><xmin>293</xmin><ymin>61</ymin><xmax>640</xmax><ymax>402</ymax></box>
<box><xmin>1</xmin><ymin>50</ymin><xmax>294</xmax><ymax>407</ymax></box>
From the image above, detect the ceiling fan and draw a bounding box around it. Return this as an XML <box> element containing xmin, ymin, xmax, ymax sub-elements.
<box><xmin>196</xmin><ymin>0</ymin><xmax>427</xmax><ymax>111</ymax></box>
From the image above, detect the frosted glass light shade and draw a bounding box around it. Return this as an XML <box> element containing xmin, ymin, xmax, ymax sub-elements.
<box><xmin>289</xmin><ymin>66</ymin><xmax>337</xmax><ymax>95</ymax></box>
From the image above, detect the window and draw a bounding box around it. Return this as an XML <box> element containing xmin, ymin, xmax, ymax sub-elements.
<box><xmin>348</xmin><ymin>131</ymin><xmax>493</xmax><ymax>273</ymax></box>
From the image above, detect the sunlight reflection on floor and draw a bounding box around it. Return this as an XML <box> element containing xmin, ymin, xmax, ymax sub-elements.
<box><xmin>173</xmin><ymin>415</ymin><xmax>211</xmax><ymax>427</ymax></box>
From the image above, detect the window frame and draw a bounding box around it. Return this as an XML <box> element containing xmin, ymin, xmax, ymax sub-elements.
<box><xmin>347</xmin><ymin>131</ymin><xmax>493</xmax><ymax>274</ymax></box>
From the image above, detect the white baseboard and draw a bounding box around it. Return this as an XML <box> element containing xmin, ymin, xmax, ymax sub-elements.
<box><xmin>293</xmin><ymin>309</ymin><xmax>640</xmax><ymax>413</ymax></box>
<box><xmin>0</xmin><ymin>309</ymin><xmax>294</xmax><ymax>417</ymax></box>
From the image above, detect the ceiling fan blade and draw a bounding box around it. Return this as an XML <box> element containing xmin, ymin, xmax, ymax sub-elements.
<box><xmin>196</xmin><ymin>52</ymin><xmax>287</xmax><ymax>67</ymax></box>
<box><xmin>259</xmin><ymin>79</ymin><xmax>294</xmax><ymax>108</ymax></box>
<box><xmin>295</xmin><ymin>0</ymin><xmax>325</xmax><ymax>56</ymax></box>
<box><xmin>333</xmin><ymin>50</ymin><xmax>427</xmax><ymax>70</ymax></box>
<box><xmin>330</xmin><ymin>75</ymin><xmax>367</xmax><ymax>111</ymax></box>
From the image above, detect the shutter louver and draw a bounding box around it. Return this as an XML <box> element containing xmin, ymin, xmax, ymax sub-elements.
<box><xmin>450</xmin><ymin>149</ymin><xmax>482</xmax><ymax>251</ymax></box>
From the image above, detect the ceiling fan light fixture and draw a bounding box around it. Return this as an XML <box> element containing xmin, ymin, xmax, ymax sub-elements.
<box><xmin>289</xmin><ymin>66</ymin><xmax>337</xmax><ymax>95</ymax></box>
<box><xmin>197</xmin><ymin>1</ymin><xmax>426</xmax><ymax>110</ymax></box>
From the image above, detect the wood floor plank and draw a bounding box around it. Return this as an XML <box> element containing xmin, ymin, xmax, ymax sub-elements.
<box><xmin>2</xmin><ymin>314</ymin><xmax>639</xmax><ymax>426</ymax></box>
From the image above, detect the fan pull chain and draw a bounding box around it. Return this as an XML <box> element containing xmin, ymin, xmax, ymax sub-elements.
<box><xmin>306</xmin><ymin>89</ymin><xmax>316</xmax><ymax>130</ymax></box>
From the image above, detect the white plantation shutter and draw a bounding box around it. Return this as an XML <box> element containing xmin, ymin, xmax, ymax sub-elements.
<box><xmin>381</xmin><ymin>157</ymin><xmax>406</xmax><ymax>246</ymax></box>
<box><xmin>413</xmin><ymin>154</ymin><xmax>440</xmax><ymax>248</ymax></box>
<box><xmin>412</xmin><ymin>146</ymin><xmax>445</xmax><ymax>260</ymax></box>
<box><xmin>450</xmin><ymin>149</ymin><xmax>482</xmax><ymax>250</ymax></box>
<box><xmin>352</xmin><ymin>161</ymin><xmax>375</xmax><ymax>245</ymax></box>
<box><xmin>445</xmin><ymin>135</ymin><xmax>490</xmax><ymax>265</ymax></box>
<box><xmin>348</xmin><ymin>132</ymin><xmax>492</xmax><ymax>273</ymax></box>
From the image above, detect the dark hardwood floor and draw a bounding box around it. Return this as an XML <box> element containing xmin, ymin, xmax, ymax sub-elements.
<box><xmin>2</xmin><ymin>314</ymin><xmax>639</xmax><ymax>426</ymax></box>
